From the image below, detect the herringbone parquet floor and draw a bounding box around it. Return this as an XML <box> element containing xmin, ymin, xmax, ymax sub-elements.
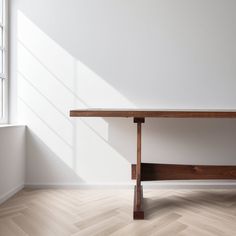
<box><xmin>0</xmin><ymin>188</ymin><xmax>236</xmax><ymax>236</ymax></box>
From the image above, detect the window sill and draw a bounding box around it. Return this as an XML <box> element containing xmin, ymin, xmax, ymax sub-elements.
<box><xmin>0</xmin><ymin>124</ymin><xmax>25</xmax><ymax>128</ymax></box>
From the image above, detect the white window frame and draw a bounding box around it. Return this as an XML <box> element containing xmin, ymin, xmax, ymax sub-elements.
<box><xmin>0</xmin><ymin>0</ymin><xmax>8</xmax><ymax>124</ymax></box>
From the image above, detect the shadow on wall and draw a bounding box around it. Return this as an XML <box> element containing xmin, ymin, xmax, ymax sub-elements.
<box><xmin>16</xmin><ymin>6</ymin><xmax>236</xmax><ymax>184</ymax></box>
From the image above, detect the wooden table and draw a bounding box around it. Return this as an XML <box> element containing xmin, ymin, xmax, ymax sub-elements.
<box><xmin>70</xmin><ymin>109</ymin><xmax>236</xmax><ymax>219</ymax></box>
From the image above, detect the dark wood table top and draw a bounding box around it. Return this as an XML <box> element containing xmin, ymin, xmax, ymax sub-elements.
<box><xmin>70</xmin><ymin>109</ymin><xmax>236</xmax><ymax>118</ymax></box>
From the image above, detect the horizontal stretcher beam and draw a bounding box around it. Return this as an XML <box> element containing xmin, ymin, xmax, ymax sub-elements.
<box><xmin>132</xmin><ymin>163</ymin><xmax>236</xmax><ymax>181</ymax></box>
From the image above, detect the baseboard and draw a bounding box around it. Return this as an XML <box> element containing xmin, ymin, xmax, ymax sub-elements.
<box><xmin>0</xmin><ymin>184</ymin><xmax>24</xmax><ymax>204</ymax></box>
<box><xmin>24</xmin><ymin>183</ymin><xmax>134</xmax><ymax>189</ymax></box>
<box><xmin>24</xmin><ymin>180</ymin><xmax>236</xmax><ymax>190</ymax></box>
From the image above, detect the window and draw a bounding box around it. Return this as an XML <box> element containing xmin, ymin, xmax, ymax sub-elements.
<box><xmin>0</xmin><ymin>0</ymin><xmax>7</xmax><ymax>123</ymax></box>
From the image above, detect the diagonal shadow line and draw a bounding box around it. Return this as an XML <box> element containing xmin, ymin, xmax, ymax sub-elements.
<box><xmin>17</xmin><ymin>80</ymin><xmax>130</xmax><ymax>158</ymax></box>
<box><xmin>17</xmin><ymin>40</ymin><xmax>134</xmax><ymax>163</ymax></box>
<box><xmin>18</xmin><ymin>70</ymin><xmax>122</xmax><ymax>148</ymax></box>
<box><xmin>17</xmin><ymin>39</ymin><xmax>135</xmax><ymax>147</ymax></box>
<box><xmin>18</xmin><ymin>39</ymin><xmax>91</xmax><ymax>108</ymax></box>
<box><xmin>18</xmin><ymin>71</ymin><xmax>73</xmax><ymax>124</ymax></box>
<box><xmin>19</xmin><ymin>71</ymin><xmax>78</xmax><ymax>170</ymax></box>
<box><xmin>18</xmin><ymin>96</ymin><xmax>73</xmax><ymax>149</ymax></box>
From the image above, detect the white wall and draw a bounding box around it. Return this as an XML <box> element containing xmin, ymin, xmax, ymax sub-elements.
<box><xmin>0</xmin><ymin>126</ymin><xmax>25</xmax><ymax>203</ymax></box>
<box><xmin>10</xmin><ymin>0</ymin><xmax>236</xmax><ymax>185</ymax></box>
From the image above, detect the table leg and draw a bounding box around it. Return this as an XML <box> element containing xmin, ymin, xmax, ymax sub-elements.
<box><xmin>133</xmin><ymin>117</ymin><xmax>145</xmax><ymax>219</ymax></box>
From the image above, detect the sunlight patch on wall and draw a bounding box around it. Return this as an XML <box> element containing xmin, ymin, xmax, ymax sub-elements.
<box><xmin>17</xmin><ymin>11</ymin><xmax>134</xmax><ymax>181</ymax></box>
<box><xmin>17</xmin><ymin>42</ymin><xmax>81</xmax><ymax>116</ymax></box>
<box><xmin>18</xmin><ymin>73</ymin><xmax>73</xmax><ymax>146</ymax></box>
<box><xmin>17</xmin><ymin>11</ymin><xmax>75</xmax><ymax>91</ymax></box>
